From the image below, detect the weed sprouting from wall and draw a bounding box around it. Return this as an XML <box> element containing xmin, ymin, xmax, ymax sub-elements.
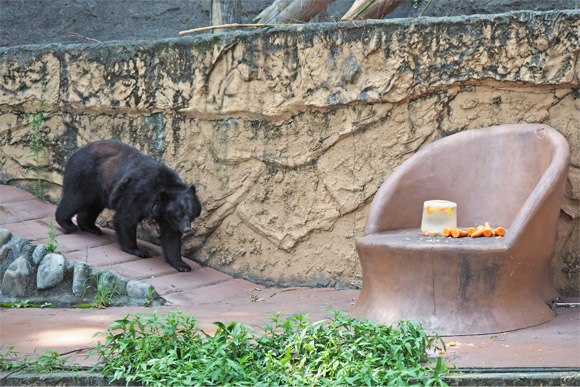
<box><xmin>26</xmin><ymin>85</ymin><xmax>49</xmax><ymax>200</ymax></box>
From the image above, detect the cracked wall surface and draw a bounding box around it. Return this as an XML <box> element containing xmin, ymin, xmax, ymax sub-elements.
<box><xmin>1</xmin><ymin>11</ymin><xmax>578</xmax><ymax>293</ymax></box>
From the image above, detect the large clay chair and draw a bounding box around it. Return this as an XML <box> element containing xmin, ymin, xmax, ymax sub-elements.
<box><xmin>351</xmin><ymin>124</ymin><xmax>570</xmax><ymax>335</ymax></box>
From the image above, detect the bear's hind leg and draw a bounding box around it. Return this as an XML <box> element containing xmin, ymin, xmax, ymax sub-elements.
<box><xmin>113</xmin><ymin>214</ymin><xmax>151</xmax><ymax>258</ymax></box>
<box><xmin>55</xmin><ymin>198</ymin><xmax>82</xmax><ymax>233</ymax></box>
<box><xmin>77</xmin><ymin>204</ymin><xmax>104</xmax><ymax>235</ymax></box>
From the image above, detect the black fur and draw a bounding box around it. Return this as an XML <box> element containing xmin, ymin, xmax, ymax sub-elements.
<box><xmin>55</xmin><ymin>140</ymin><xmax>202</xmax><ymax>272</ymax></box>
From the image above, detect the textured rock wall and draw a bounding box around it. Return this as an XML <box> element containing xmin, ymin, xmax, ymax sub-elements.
<box><xmin>0</xmin><ymin>11</ymin><xmax>578</xmax><ymax>294</ymax></box>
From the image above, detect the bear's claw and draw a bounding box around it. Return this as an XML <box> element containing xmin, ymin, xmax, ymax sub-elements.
<box><xmin>172</xmin><ymin>261</ymin><xmax>191</xmax><ymax>272</ymax></box>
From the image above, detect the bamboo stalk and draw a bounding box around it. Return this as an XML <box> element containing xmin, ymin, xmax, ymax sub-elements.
<box><xmin>179</xmin><ymin>23</ymin><xmax>294</xmax><ymax>36</ymax></box>
<box><xmin>354</xmin><ymin>1</ymin><xmax>374</xmax><ymax>18</ymax></box>
<box><xmin>418</xmin><ymin>0</ymin><xmax>434</xmax><ymax>17</ymax></box>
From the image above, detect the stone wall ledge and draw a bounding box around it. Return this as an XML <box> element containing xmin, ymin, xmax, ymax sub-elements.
<box><xmin>1</xmin><ymin>10</ymin><xmax>578</xmax><ymax>118</ymax></box>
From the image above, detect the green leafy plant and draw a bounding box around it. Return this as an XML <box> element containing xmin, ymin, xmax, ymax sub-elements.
<box><xmin>143</xmin><ymin>287</ymin><xmax>157</xmax><ymax>307</ymax></box>
<box><xmin>26</xmin><ymin>85</ymin><xmax>49</xmax><ymax>200</ymax></box>
<box><xmin>0</xmin><ymin>345</ymin><xmax>20</xmax><ymax>371</ymax></box>
<box><xmin>12</xmin><ymin>300</ymin><xmax>30</xmax><ymax>308</ymax></box>
<box><xmin>92</xmin><ymin>310</ymin><xmax>448</xmax><ymax>386</ymax></box>
<box><xmin>0</xmin><ymin>345</ymin><xmax>78</xmax><ymax>374</ymax></box>
<box><xmin>82</xmin><ymin>270</ymin><xmax>123</xmax><ymax>308</ymax></box>
<box><xmin>30</xmin><ymin>350</ymin><xmax>70</xmax><ymax>373</ymax></box>
<box><xmin>45</xmin><ymin>220</ymin><xmax>60</xmax><ymax>252</ymax></box>
<box><xmin>413</xmin><ymin>0</ymin><xmax>423</xmax><ymax>9</ymax></box>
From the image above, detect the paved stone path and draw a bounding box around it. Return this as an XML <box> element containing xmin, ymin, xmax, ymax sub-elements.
<box><xmin>0</xmin><ymin>185</ymin><xmax>358</xmax><ymax>306</ymax></box>
<box><xmin>1</xmin><ymin>185</ymin><xmax>579</xmax><ymax>370</ymax></box>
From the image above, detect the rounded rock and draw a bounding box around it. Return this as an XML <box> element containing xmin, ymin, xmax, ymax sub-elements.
<box><xmin>0</xmin><ymin>245</ymin><xmax>9</xmax><ymax>262</ymax></box>
<box><xmin>1</xmin><ymin>257</ymin><xmax>31</xmax><ymax>297</ymax></box>
<box><xmin>0</xmin><ymin>228</ymin><xmax>12</xmax><ymax>246</ymax></box>
<box><xmin>32</xmin><ymin>244</ymin><xmax>48</xmax><ymax>265</ymax></box>
<box><xmin>72</xmin><ymin>262</ymin><xmax>90</xmax><ymax>297</ymax></box>
<box><xmin>126</xmin><ymin>280</ymin><xmax>155</xmax><ymax>300</ymax></box>
<box><xmin>37</xmin><ymin>253</ymin><xmax>65</xmax><ymax>290</ymax></box>
<box><xmin>7</xmin><ymin>237</ymin><xmax>28</xmax><ymax>260</ymax></box>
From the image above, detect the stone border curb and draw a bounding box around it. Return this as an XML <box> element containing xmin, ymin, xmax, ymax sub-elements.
<box><xmin>0</xmin><ymin>229</ymin><xmax>164</xmax><ymax>307</ymax></box>
<box><xmin>2</xmin><ymin>369</ymin><xmax>579</xmax><ymax>386</ymax></box>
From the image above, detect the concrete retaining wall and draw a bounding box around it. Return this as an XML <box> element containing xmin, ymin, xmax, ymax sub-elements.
<box><xmin>0</xmin><ymin>10</ymin><xmax>578</xmax><ymax>294</ymax></box>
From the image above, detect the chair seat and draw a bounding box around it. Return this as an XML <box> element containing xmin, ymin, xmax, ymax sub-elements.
<box><xmin>358</xmin><ymin>228</ymin><xmax>511</xmax><ymax>252</ymax></box>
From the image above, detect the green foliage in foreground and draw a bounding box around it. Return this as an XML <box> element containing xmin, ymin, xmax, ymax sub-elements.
<box><xmin>92</xmin><ymin>310</ymin><xmax>448</xmax><ymax>386</ymax></box>
<box><xmin>0</xmin><ymin>345</ymin><xmax>78</xmax><ymax>374</ymax></box>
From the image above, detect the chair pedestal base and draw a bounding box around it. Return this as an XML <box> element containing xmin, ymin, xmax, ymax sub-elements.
<box><xmin>351</xmin><ymin>230</ymin><xmax>555</xmax><ymax>336</ymax></box>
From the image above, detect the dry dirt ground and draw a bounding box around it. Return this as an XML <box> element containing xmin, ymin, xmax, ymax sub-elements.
<box><xmin>1</xmin><ymin>0</ymin><xmax>577</xmax><ymax>47</ymax></box>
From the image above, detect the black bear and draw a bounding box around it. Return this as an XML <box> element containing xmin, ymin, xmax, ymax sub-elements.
<box><xmin>55</xmin><ymin>140</ymin><xmax>202</xmax><ymax>272</ymax></box>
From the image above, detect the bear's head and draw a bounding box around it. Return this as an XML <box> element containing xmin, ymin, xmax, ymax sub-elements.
<box><xmin>160</xmin><ymin>185</ymin><xmax>202</xmax><ymax>233</ymax></box>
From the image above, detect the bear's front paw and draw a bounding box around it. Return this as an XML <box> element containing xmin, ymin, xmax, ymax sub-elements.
<box><xmin>171</xmin><ymin>261</ymin><xmax>191</xmax><ymax>272</ymax></box>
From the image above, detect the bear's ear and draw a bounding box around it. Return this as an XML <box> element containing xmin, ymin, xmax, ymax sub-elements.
<box><xmin>189</xmin><ymin>184</ymin><xmax>196</xmax><ymax>195</ymax></box>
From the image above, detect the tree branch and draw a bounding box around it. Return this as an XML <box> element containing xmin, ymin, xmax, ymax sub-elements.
<box><xmin>253</xmin><ymin>0</ymin><xmax>333</xmax><ymax>24</ymax></box>
<box><xmin>342</xmin><ymin>0</ymin><xmax>406</xmax><ymax>20</ymax></box>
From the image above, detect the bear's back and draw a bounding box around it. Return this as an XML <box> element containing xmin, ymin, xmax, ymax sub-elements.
<box><xmin>87</xmin><ymin>140</ymin><xmax>146</xmax><ymax>188</ymax></box>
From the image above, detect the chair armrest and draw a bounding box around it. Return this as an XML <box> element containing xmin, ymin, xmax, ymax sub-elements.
<box><xmin>508</xmin><ymin>138</ymin><xmax>570</xmax><ymax>248</ymax></box>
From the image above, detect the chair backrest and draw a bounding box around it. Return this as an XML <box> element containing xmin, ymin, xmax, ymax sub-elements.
<box><xmin>365</xmin><ymin>124</ymin><xmax>569</xmax><ymax>234</ymax></box>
